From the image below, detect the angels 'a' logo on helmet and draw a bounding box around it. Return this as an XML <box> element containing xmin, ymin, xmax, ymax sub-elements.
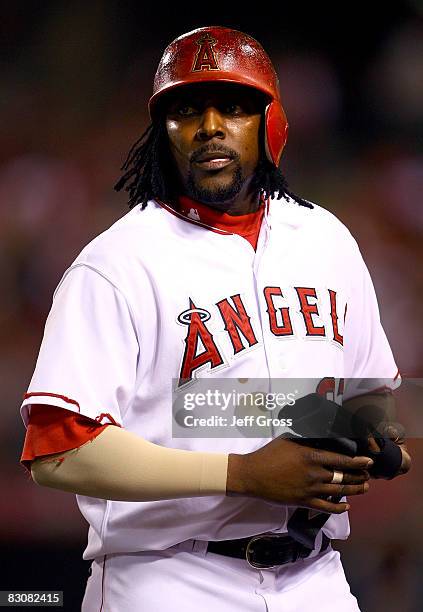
<box><xmin>192</xmin><ymin>33</ymin><xmax>219</xmax><ymax>72</ymax></box>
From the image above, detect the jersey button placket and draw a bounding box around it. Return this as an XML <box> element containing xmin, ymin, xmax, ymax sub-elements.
<box><xmin>252</xmin><ymin>222</ymin><xmax>273</xmax><ymax>387</ymax></box>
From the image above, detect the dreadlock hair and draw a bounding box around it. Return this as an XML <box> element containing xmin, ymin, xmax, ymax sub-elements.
<box><xmin>114</xmin><ymin>119</ymin><xmax>313</xmax><ymax>210</ymax></box>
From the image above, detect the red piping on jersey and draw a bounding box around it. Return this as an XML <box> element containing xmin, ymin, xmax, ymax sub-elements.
<box><xmin>94</xmin><ymin>413</ymin><xmax>121</xmax><ymax>427</ymax></box>
<box><xmin>23</xmin><ymin>392</ymin><xmax>81</xmax><ymax>412</ymax></box>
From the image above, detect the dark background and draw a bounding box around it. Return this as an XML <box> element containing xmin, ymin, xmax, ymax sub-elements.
<box><xmin>1</xmin><ymin>1</ymin><xmax>422</xmax><ymax>610</ymax></box>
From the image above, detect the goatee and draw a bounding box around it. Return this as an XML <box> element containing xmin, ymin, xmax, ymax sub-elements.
<box><xmin>186</xmin><ymin>164</ymin><xmax>245</xmax><ymax>206</ymax></box>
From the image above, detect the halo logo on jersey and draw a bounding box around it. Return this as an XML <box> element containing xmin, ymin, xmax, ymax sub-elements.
<box><xmin>178</xmin><ymin>299</ymin><xmax>224</xmax><ymax>384</ymax></box>
<box><xmin>192</xmin><ymin>33</ymin><xmax>219</xmax><ymax>72</ymax></box>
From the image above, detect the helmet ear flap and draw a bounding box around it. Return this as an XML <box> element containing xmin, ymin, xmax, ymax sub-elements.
<box><xmin>264</xmin><ymin>101</ymin><xmax>288</xmax><ymax>166</ymax></box>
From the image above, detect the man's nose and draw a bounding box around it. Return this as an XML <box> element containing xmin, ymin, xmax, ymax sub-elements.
<box><xmin>196</xmin><ymin>107</ymin><xmax>225</xmax><ymax>141</ymax></box>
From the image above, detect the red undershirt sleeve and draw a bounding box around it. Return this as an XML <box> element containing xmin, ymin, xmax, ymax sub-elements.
<box><xmin>21</xmin><ymin>405</ymin><xmax>115</xmax><ymax>473</ymax></box>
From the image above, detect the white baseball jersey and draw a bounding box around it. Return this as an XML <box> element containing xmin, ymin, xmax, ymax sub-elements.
<box><xmin>21</xmin><ymin>195</ymin><xmax>399</xmax><ymax>560</ymax></box>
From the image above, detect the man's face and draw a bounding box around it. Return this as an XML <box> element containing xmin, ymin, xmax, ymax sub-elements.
<box><xmin>164</xmin><ymin>83</ymin><xmax>262</xmax><ymax>208</ymax></box>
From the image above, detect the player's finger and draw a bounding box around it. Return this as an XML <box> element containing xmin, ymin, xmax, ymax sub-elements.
<box><xmin>312</xmin><ymin>449</ymin><xmax>374</xmax><ymax>470</ymax></box>
<box><xmin>367</xmin><ymin>435</ymin><xmax>380</xmax><ymax>453</ymax></box>
<box><xmin>305</xmin><ymin>497</ymin><xmax>350</xmax><ymax>514</ymax></box>
<box><xmin>316</xmin><ymin>482</ymin><xmax>369</xmax><ymax>497</ymax></box>
<box><xmin>399</xmin><ymin>447</ymin><xmax>412</xmax><ymax>475</ymax></box>
<box><xmin>321</xmin><ymin>469</ymin><xmax>369</xmax><ymax>485</ymax></box>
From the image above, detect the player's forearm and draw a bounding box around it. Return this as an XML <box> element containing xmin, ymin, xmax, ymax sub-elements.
<box><xmin>31</xmin><ymin>425</ymin><xmax>228</xmax><ymax>502</ymax></box>
<box><xmin>342</xmin><ymin>391</ymin><xmax>397</xmax><ymax>430</ymax></box>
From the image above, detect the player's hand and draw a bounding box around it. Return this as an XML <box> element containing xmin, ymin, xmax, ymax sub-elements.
<box><xmin>367</xmin><ymin>424</ymin><xmax>412</xmax><ymax>479</ymax></box>
<box><xmin>226</xmin><ymin>438</ymin><xmax>372</xmax><ymax>514</ymax></box>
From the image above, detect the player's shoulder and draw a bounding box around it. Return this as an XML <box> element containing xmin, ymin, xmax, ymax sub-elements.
<box><xmin>54</xmin><ymin>200</ymin><xmax>171</xmax><ymax>293</ymax></box>
<box><xmin>272</xmin><ymin>194</ymin><xmax>360</xmax><ymax>252</ymax></box>
<box><xmin>72</xmin><ymin>200</ymin><xmax>169</xmax><ymax>264</ymax></box>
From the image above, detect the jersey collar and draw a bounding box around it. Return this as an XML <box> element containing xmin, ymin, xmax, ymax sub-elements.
<box><xmin>155</xmin><ymin>194</ymin><xmax>267</xmax><ymax>238</ymax></box>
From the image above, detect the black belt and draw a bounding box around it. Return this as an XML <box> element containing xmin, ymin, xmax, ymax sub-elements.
<box><xmin>207</xmin><ymin>532</ymin><xmax>331</xmax><ymax>569</ymax></box>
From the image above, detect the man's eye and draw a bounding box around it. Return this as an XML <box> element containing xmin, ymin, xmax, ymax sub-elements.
<box><xmin>224</xmin><ymin>104</ymin><xmax>244</xmax><ymax>115</ymax></box>
<box><xmin>177</xmin><ymin>105</ymin><xmax>197</xmax><ymax>116</ymax></box>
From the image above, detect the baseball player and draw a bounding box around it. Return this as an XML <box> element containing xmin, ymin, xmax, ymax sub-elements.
<box><xmin>20</xmin><ymin>27</ymin><xmax>411</xmax><ymax>611</ymax></box>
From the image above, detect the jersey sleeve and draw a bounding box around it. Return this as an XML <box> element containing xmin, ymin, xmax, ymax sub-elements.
<box><xmin>343</xmin><ymin>247</ymin><xmax>400</xmax><ymax>400</ymax></box>
<box><xmin>20</xmin><ymin>264</ymin><xmax>139</xmax><ymax>427</ymax></box>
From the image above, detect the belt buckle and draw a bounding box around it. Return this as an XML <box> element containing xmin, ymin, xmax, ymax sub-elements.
<box><xmin>245</xmin><ymin>534</ymin><xmax>278</xmax><ymax>570</ymax></box>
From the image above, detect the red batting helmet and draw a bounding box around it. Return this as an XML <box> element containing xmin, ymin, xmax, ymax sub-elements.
<box><xmin>148</xmin><ymin>26</ymin><xmax>288</xmax><ymax>167</ymax></box>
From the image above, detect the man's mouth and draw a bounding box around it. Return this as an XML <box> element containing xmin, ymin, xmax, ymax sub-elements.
<box><xmin>192</xmin><ymin>151</ymin><xmax>234</xmax><ymax>171</ymax></box>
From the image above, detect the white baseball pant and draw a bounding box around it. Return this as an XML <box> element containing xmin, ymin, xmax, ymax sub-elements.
<box><xmin>82</xmin><ymin>540</ymin><xmax>361</xmax><ymax>611</ymax></box>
